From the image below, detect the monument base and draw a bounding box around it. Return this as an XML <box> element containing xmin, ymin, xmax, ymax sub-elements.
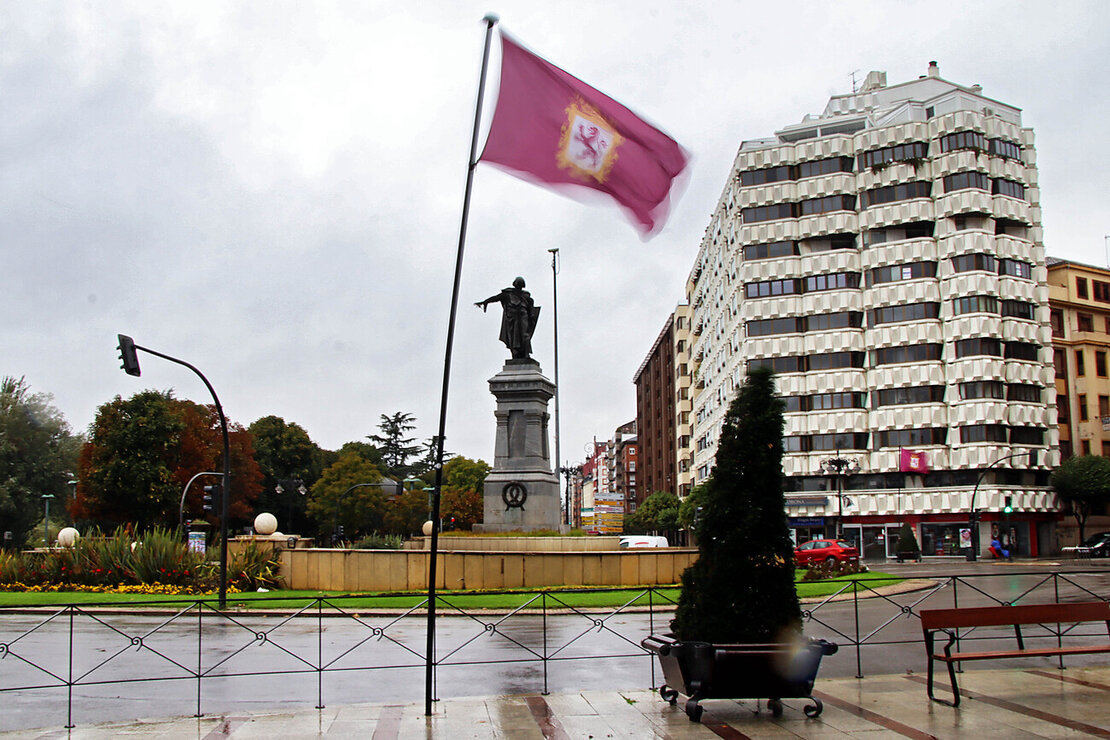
<box><xmin>474</xmin><ymin>471</ymin><xmax>568</xmax><ymax>534</ymax></box>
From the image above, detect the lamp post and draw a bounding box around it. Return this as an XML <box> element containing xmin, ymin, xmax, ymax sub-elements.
<box><xmin>276</xmin><ymin>479</ymin><xmax>307</xmax><ymax>534</ymax></box>
<box><xmin>116</xmin><ymin>334</ymin><xmax>233</xmax><ymax>608</ymax></box>
<box><xmin>41</xmin><ymin>493</ymin><xmax>54</xmax><ymax>547</ymax></box>
<box><xmin>559</xmin><ymin>463</ymin><xmax>580</xmax><ymax>527</ymax></box>
<box><xmin>549</xmin><ymin>248</ymin><xmax>563</xmax><ymax>502</ymax></box>
<box><xmin>820</xmin><ymin>451</ymin><xmax>859</xmax><ymax>541</ymax></box>
<box><xmin>967</xmin><ymin>450</ymin><xmax>1039</xmax><ymax>562</ymax></box>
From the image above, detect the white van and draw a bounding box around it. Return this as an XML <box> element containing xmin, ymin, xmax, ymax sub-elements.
<box><xmin>620</xmin><ymin>535</ymin><xmax>669</xmax><ymax>549</ymax></box>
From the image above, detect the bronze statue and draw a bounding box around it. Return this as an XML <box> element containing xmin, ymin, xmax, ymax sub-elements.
<box><xmin>476</xmin><ymin>277</ymin><xmax>540</xmax><ymax>360</ymax></box>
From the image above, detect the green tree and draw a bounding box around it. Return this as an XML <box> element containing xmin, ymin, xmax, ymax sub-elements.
<box><xmin>306</xmin><ymin>453</ymin><xmax>387</xmax><ymax>542</ymax></box>
<box><xmin>440</xmin><ymin>456</ymin><xmax>490</xmax><ymax>529</ymax></box>
<box><xmin>627</xmin><ymin>491</ymin><xmax>681</xmax><ymax>538</ymax></box>
<box><xmin>367</xmin><ymin>412</ymin><xmax>421</xmax><ymax>478</ymax></box>
<box><xmin>677</xmin><ymin>484</ymin><xmax>707</xmax><ymax>529</ymax></box>
<box><xmin>0</xmin><ymin>377</ymin><xmax>81</xmax><ymax>548</ymax></box>
<box><xmin>671</xmin><ymin>367</ymin><xmax>801</xmax><ymax>644</ymax></box>
<box><xmin>248</xmin><ymin>415</ymin><xmax>321</xmax><ymax>532</ymax></box>
<box><xmin>1051</xmin><ymin>454</ymin><xmax>1110</xmax><ymax>543</ymax></box>
<box><xmin>384</xmin><ymin>489</ymin><xmax>430</xmax><ymax>536</ymax></box>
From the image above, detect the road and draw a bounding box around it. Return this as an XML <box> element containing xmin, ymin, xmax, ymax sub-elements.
<box><xmin>2</xmin><ymin>560</ymin><xmax>1108</xmax><ymax>731</ymax></box>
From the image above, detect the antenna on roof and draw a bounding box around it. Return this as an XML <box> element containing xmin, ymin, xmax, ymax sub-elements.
<box><xmin>850</xmin><ymin>69</ymin><xmax>861</xmax><ymax>93</ymax></box>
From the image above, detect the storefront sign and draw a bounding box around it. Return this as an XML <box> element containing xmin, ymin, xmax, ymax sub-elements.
<box><xmin>789</xmin><ymin>517</ymin><xmax>825</xmax><ymax>526</ymax></box>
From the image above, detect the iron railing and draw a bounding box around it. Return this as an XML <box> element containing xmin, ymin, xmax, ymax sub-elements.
<box><xmin>1</xmin><ymin>569</ymin><xmax>1108</xmax><ymax>730</ymax></box>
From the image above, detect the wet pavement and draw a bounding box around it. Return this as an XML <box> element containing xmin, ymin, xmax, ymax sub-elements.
<box><xmin>5</xmin><ymin>665</ymin><xmax>1110</xmax><ymax>738</ymax></box>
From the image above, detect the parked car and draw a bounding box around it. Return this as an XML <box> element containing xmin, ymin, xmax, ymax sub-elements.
<box><xmin>1070</xmin><ymin>531</ymin><xmax>1110</xmax><ymax>558</ymax></box>
<box><xmin>794</xmin><ymin>538</ymin><xmax>860</xmax><ymax>566</ymax></box>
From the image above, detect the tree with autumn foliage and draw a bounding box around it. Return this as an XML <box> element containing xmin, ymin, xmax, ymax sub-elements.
<box><xmin>439</xmin><ymin>456</ymin><xmax>489</xmax><ymax>530</ymax></box>
<box><xmin>73</xmin><ymin>391</ymin><xmax>262</xmax><ymax>531</ymax></box>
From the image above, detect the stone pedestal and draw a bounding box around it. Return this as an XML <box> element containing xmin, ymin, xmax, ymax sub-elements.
<box><xmin>474</xmin><ymin>359</ymin><xmax>566</xmax><ymax>533</ymax></box>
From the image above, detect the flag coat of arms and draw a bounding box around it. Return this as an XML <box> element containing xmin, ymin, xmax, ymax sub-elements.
<box><xmin>480</xmin><ymin>33</ymin><xmax>689</xmax><ymax>236</ymax></box>
<box><xmin>900</xmin><ymin>449</ymin><xmax>929</xmax><ymax>474</ymax></box>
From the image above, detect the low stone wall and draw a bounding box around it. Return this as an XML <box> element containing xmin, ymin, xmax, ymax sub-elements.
<box><xmin>278</xmin><ymin>547</ymin><xmax>697</xmax><ymax>591</ymax></box>
<box><xmin>406</xmin><ymin>536</ymin><xmax>623</xmax><ymax>552</ymax></box>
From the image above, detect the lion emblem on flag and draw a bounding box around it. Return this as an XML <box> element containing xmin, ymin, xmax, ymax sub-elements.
<box><xmin>558</xmin><ymin>100</ymin><xmax>622</xmax><ymax>182</ymax></box>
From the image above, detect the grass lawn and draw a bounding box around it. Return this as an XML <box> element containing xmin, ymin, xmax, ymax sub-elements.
<box><xmin>0</xmin><ymin>572</ymin><xmax>901</xmax><ymax>611</ymax></box>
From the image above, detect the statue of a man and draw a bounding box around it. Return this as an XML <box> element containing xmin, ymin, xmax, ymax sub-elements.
<box><xmin>476</xmin><ymin>277</ymin><xmax>540</xmax><ymax>360</ymax></box>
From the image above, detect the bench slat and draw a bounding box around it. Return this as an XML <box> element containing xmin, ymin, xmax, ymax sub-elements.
<box><xmin>933</xmin><ymin>644</ymin><xmax>1110</xmax><ymax>662</ymax></box>
<box><xmin>921</xmin><ymin>601</ymin><xmax>1110</xmax><ymax>630</ymax></box>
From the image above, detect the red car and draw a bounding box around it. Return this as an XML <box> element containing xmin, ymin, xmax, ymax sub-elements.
<box><xmin>794</xmin><ymin>538</ymin><xmax>860</xmax><ymax>566</ymax></box>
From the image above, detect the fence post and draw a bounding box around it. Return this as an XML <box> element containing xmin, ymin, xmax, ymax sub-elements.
<box><xmin>316</xmin><ymin>597</ymin><xmax>325</xmax><ymax>709</ymax></box>
<box><xmin>66</xmin><ymin>606</ymin><xmax>75</xmax><ymax>729</ymax></box>
<box><xmin>852</xmin><ymin>581</ymin><xmax>863</xmax><ymax>678</ymax></box>
<box><xmin>195</xmin><ymin>601</ymin><xmax>203</xmax><ymax>718</ymax></box>
<box><xmin>542</xmin><ymin>591</ymin><xmax>549</xmax><ymax>696</ymax></box>
<box><xmin>1054</xmin><ymin>573</ymin><xmax>1065</xmax><ymax>670</ymax></box>
<box><xmin>648</xmin><ymin>587</ymin><xmax>657</xmax><ymax>689</ymax></box>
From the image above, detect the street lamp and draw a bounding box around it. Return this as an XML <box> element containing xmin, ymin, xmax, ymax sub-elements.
<box><xmin>559</xmin><ymin>463</ymin><xmax>580</xmax><ymax>527</ymax></box>
<box><xmin>41</xmin><ymin>493</ymin><xmax>54</xmax><ymax>548</ymax></box>
<box><xmin>820</xmin><ymin>451</ymin><xmax>859</xmax><ymax>541</ymax></box>
<box><xmin>276</xmin><ymin>479</ymin><xmax>308</xmax><ymax>534</ymax></box>
<box><xmin>116</xmin><ymin>334</ymin><xmax>233</xmax><ymax>608</ymax></box>
<box><xmin>967</xmin><ymin>450</ymin><xmax>1038</xmax><ymax>562</ymax></box>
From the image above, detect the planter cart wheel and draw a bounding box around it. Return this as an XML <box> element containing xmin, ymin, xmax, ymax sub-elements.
<box><xmin>803</xmin><ymin>697</ymin><xmax>824</xmax><ymax>717</ymax></box>
<box><xmin>660</xmin><ymin>686</ymin><xmax>678</xmax><ymax>705</ymax></box>
<box><xmin>685</xmin><ymin>701</ymin><xmax>704</xmax><ymax>722</ymax></box>
<box><xmin>767</xmin><ymin>698</ymin><xmax>783</xmax><ymax>717</ymax></box>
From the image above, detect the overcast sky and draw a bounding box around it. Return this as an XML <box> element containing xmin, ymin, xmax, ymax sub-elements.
<box><xmin>3</xmin><ymin>1</ymin><xmax>1108</xmax><ymax>469</ymax></box>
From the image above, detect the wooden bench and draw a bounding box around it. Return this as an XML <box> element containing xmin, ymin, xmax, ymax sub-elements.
<box><xmin>920</xmin><ymin>601</ymin><xmax>1110</xmax><ymax>706</ymax></box>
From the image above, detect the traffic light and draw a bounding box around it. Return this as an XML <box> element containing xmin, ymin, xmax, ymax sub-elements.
<box><xmin>202</xmin><ymin>484</ymin><xmax>219</xmax><ymax>513</ymax></box>
<box><xmin>117</xmin><ymin>334</ymin><xmax>141</xmax><ymax>377</ymax></box>
<box><xmin>1003</xmin><ymin>495</ymin><xmax>1013</xmax><ymax>514</ymax></box>
<box><xmin>445</xmin><ymin>516</ymin><xmax>457</xmax><ymax>532</ymax></box>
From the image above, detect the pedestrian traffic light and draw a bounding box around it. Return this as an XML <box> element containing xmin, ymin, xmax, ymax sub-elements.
<box><xmin>117</xmin><ymin>334</ymin><xmax>141</xmax><ymax>377</ymax></box>
<box><xmin>202</xmin><ymin>484</ymin><xmax>219</xmax><ymax>513</ymax></box>
<box><xmin>1003</xmin><ymin>495</ymin><xmax>1013</xmax><ymax>514</ymax></box>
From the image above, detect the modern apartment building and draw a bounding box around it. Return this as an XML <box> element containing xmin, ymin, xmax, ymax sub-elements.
<box><xmin>633</xmin><ymin>318</ymin><xmax>677</xmax><ymax>501</ymax></box>
<box><xmin>685</xmin><ymin>63</ymin><xmax>1059</xmax><ymax>558</ymax></box>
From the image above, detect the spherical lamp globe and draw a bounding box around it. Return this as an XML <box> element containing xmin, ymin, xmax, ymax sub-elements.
<box><xmin>254</xmin><ymin>512</ymin><xmax>278</xmax><ymax>536</ymax></box>
<box><xmin>57</xmin><ymin>527</ymin><xmax>79</xmax><ymax>548</ymax></box>
<box><xmin>422</xmin><ymin>520</ymin><xmax>435</xmax><ymax>537</ymax></box>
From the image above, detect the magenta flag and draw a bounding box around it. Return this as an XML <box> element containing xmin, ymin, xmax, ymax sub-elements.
<box><xmin>900</xmin><ymin>448</ymin><xmax>929</xmax><ymax>474</ymax></box>
<box><xmin>480</xmin><ymin>33</ymin><xmax>689</xmax><ymax>236</ymax></box>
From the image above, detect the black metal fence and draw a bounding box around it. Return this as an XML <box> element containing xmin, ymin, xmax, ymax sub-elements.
<box><xmin>2</xmin><ymin>569</ymin><xmax>1108</xmax><ymax>730</ymax></box>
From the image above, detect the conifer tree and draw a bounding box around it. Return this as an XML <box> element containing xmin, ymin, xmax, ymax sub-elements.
<box><xmin>671</xmin><ymin>367</ymin><xmax>801</xmax><ymax>643</ymax></box>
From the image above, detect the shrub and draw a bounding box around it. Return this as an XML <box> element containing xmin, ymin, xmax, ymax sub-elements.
<box><xmin>229</xmin><ymin>541</ymin><xmax>283</xmax><ymax>591</ymax></box>
<box><xmin>800</xmin><ymin>560</ymin><xmax>869</xmax><ymax>582</ymax></box>
<box><xmin>351</xmin><ymin>532</ymin><xmax>403</xmax><ymax>550</ymax></box>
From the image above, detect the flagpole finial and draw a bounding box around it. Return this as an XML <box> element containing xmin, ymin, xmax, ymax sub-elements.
<box><xmin>483</xmin><ymin>13</ymin><xmax>500</xmax><ymax>26</ymax></box>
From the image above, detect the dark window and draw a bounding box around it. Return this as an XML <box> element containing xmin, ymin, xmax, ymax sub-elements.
<box><xmin>784</xmin><ymin>435</ymin><xmax>809</xmax><ymax>452</ymax></box>
<box><xmin>940</xmin><ymin>131</ymin><xmax>986</xmax><ymax>152</ymax></box>
<box><xmin>1080</xmin><ymin>394</ymin><xmax>1089</xmax><ymax>421</ymax></box>
<box><xmin>861</xmin><ymin>181</ymin><xmax>931</xmax><ymax>208</ymax></box>
<box><xmin>873</xmin><ymin>344</ymin><xmax>943</xmax><ymax>365</ymax></box>
<box><xmin>744</xmin><ymin>241</ymin><xmax>798</xmax><ymax>260</ymax></box>
<box><xmin>1000</xmin><ymin>300</ymin><xmax>1035</xmax><ymax>319</ymax></box>
<box><xmin>988</xmin><ymin>138</ymin><xmax>1021</xmax><ymax>159</ymax></box>
<box><xmin>959</xmin><ymin>381</ymin><xmax>1004</xmax><ymax>400</ymax></box>
<box><xmin>809</xmin><ymin>392</ymin><xmax>867</xmax><ymax>410</ymax></box>
<box><xmin>858</xmin><ymin>141</ymin><xmax>928</xmax><ymax>169</ymax></box>
<box><xmin>748</xmin><ymin>355</ymin><xmax>804</xmax><ymax>374</ymax></box>
<box><xmin>809</xmin><ymin>432</ymin><xmax>869</xmax><ymax>451</ymax></box>
<box><xmin>807</xmin><ymin>351</ymin><xmax>865</xmax><ymax>371</ymax></box>
<box><xmin>807</xmin><ymin>311</ymin><xmax>863</xmax><ymax>331</ymax></box>
<box><xmin>873</xmin><ymin>385</ymin><xmax>945</xmax><ymax>406</ymax></box>
<box><xmin>993</xmin><ymin>179</ymin><xmax>1025</xmax><ymax>199</ymax></box>
<box><xmin>952</xmin><ymin>253</ymin><xmax>997</xmax><ymax>273</ymax></box>
<box><xmin>960</xmin><ymin>424</ymin><xmax>1008</xmax><ymax>443</ymax></box>
<box><xmin>1077</xmin><ymin>277</ymin><xmax>1089</xmax><ymax>299</ymax></box>
<box><xmin>1101</xmin><ymin>396</ymin><xmax>1110</xmax><ymax>417</ymax></box>
<box><xmin>943</xmin><ymin>171</ymin><xmax>990</xmax><ymax>192</ymax></box>
<box><xmin>740</xmin><ymin>165</ymin><xmax>792</xmax><ymax>187</ymax></box>
<box><xmin>953</xmin><ymin>295</ymin><xmax>998</xmax><ymax>315</ymax></box>
<box><xmin>877</xmin><ymin>428</ymin><xmax>947</xmax><ymax>447</ymax></box>
<box><xmin>1057</xmin><ymin>394</ymin><xmax>1070</xmax><ymax>422</ymax></box>
<box><xmin>870</xmin><ymin>302</ymin><xmax>941</xmax><ymax>325</ymax></box>
<box><xmin>1076</xmin><ymin>349</ymin><xmax>1086</xmax><ymax>376</ymax></box>
<box><xmin>1050</xmin><ymin>310</ymin><xmax>1064</xmax><ymax>337</ymax></box>
<box><xmin>1099</xmin><ymin>352</ymin><xmax>1108</xmax><ymax>377</ymax></box>
<box><xmin>798</xmin><ymin>194</ymin><xmax>856</xmax><ymax>216</ymax></box>
<box><xmin>1054</xmin><ymin>348</ymin><xmax>1067</xmax><ymax>378</ymax></box>
<box><xmin>747</xmin><ymin>317</ymin><xmax>804</xmax><ymax>337</ymax></box>
<box><xmin>904</xmin><ymin>222</ymin><xmax>934</xmax><ymax>239</ymax></box>
<box><xmin>742</xmin><ymin>203</ymin><xmax>795</xmax><ymax>223</ymax></box>
<box><xmin>998</xmin><ymin>259</ymin><xmax>1032</xmax><ymax>279</ymax></box>
<box><xmin>955</xmin><ymin>338</ymin><xmax>1002</xmax><ymax>358</ymax></box>
<box><xmin>797</xmin><ymin>157</ymin><xmax>853</xmax><ymax>178</ymax></box>
<box><xmin>745</xmin><ymin>278</ymin><xmax>802</xmax><ymax>298</ymax></box>
<box><xmin>804</xmin><ymin>272</ymin><xmax>861</xmax><ymax>292</ymax></box>
<box><xmin>804</xmin><ymin>234</ymin><xmax>858</xmax><ymax>252</ymax></box>
<box><xmin>1007</xmin><ymin>384</ymin><xmax>1041</xmax><ymax>402</ymax></box>
<box><xmin>1004</xmin><ymin>342</ymin><xmax>1040</xmax><ymax>361</ymax></box>
<box><xmin>1009</xmin><ymin>427</ymin><xmax>1045</xmax><ymax>445</ymax></box>
<box><xmin>782</xmin><ymin>396</ymin><xmax>805</xmax><ymax>413</ymax></box>
<box><xmin>1078</xmin><ymin>313</ymin><xmax>1094</xmax><ymax>332</ymax></box>
<box><xmin>1095</xmin><ymin>281</ymin><xmax>1110</xmax><ymax>303</ymax></box>
<box><xmin>868</xmin><ymin>261</ymin><xmax>937</xmax><ymax>286</ymax></box>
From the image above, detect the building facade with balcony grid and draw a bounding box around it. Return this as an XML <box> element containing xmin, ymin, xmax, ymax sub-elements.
<box><xmin>684</xmin><ymin>63</ymin><xmax>1059</xmax><ymax>558</ymax></box>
